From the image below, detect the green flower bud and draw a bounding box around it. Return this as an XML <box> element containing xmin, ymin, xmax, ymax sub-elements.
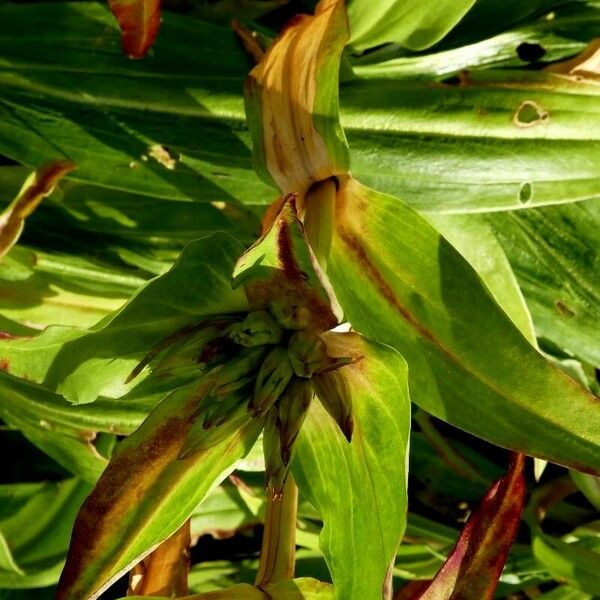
<box><xmin>250</xmin><ymin>346</ymin><xmax>294</xmax><ymax>416</ymax></box>
<box><xmin>262</xmin><ymin>407</ymin><xmax>288</xmax><ymax>496</ymax></box>
<box><xmin>180</xmin><ymin>396</ymin><xmax>252</xmax><ymax>459</ymax></box>
<box><xmin>313</xmin><ymin>371</ymin><xmax>353</xmax><ymax>442</ymax></box>
<box><xmin>288</xmin><ymin>330</ymin><xmax>353</xmax><ymax>378</ymax></box>
<box><xmin>209</xmin><ymin>347</ymin><xmax>265</xmax><ymax>399</ymax></box>
<box><xmin>228</xmin><ymin>311</ymin><xmax>283</xmax><ymax>347</ymax></box>
<box><xmin>277</xmin><ymin>379</ymin><xmax>312</xmax><ymax>465</ymax></box>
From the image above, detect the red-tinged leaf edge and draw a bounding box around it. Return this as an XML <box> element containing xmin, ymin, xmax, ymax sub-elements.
<box><xmin>108</xmin><ymin>0</ymin><xmax>161</xmax><ymax>58</ymax></box>
<box><xmin>412</xmin><ymin>453</ymin><xmax>526</xmax><ymax>600</ymax></box>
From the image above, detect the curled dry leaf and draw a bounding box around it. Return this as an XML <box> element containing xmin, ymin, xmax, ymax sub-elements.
<box><xmin>0</xmin><ymin>160</ymin><xmax>75</xmax><ymax>260</ymax></box>
<box><xmin>244</xmin><ymin>0</ymin><xmax>350</xmax><ymax>198</ymax></box>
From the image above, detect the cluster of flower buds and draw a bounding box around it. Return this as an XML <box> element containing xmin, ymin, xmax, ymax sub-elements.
<box><xmin>128</xmin><ymin>307</ymin><xmax>357</xmax><ymax>495</ymax></box>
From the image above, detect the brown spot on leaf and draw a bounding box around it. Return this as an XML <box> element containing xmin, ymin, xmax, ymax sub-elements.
<box><xmin>555</xmin><ymin>300</ymin><xmax>576</xmax><ymax>317</ymax></box>
<box><xmin>0</xmin><ymin>358</ymin><xmax>9</xmax><ymax>371</ymax></box>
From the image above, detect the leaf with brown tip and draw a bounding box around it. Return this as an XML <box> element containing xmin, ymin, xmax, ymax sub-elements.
<box><xmin>327</xmin><ymin>176</ymin><xmax>600</xmax><ymax>474</ymax></box>
<box><xmin>0</xmin><ymin>160</ymin><xmax>74</xmax><ymax>260</ymax></box>
<box><xmin>108</xmin><ymin>0</ymin><xmax>161</xmax><ymax>58</ymax></box>
<box><xmin>233</xmin><ymin>196</ymin><xmax>342</xmax><ymax>332</ymax></box>
<box><xmin>56</xmin><ymin>379</ymin><xmax>262</xmax><ymax>600</ymax></box>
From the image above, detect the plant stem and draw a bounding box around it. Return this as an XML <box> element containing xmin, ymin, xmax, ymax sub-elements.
<box><xmin>255</xmin><ymin>475</ymin><xmax>298</xmax><ymax>587</ymax></box>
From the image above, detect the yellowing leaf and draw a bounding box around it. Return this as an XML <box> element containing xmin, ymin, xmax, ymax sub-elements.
<box><xmin>0</xmin><ymin>160</ymin><xmax>74</xmax><ymax>260</ymax></box>
<box><xmin>245</xmin><ymin>0</ymin><xmax>349</xmax><ymax>198</ymax></box>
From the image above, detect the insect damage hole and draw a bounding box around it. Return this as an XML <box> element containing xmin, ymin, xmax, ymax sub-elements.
<box><xmin>519</xmin><ymin>182</ymin><xmax>533</xmax><ymax>203</ymax></box>
<box><xmin>148</xmin><ymin>144</ymin><xmax>181</xmax><ymax>170</ymax></box>
<box><xmin>513</xmin><ymin>100</ymin><xmax>549</xmax><ymax>127</ymax></box>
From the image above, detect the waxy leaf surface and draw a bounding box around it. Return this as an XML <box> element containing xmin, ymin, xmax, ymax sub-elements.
<box><xmin>3</xmin><ymin>4</ymin><xmax>598</xmax><ymax>211</ymax></box>
<box><xmin>488</xmin><ymin>200</ymin><xmax>600</xmax><ymax>368</ymax></box>
<box><xmin>347</xmin><ymin>0</ymin><xmax>475</xmax><ymax>52</ymax></box>
<box><xmin>293</xmin><ymin>332</ymin><xmax>410</xmax><ymax>600</ymax></box>
<box><xmin>0</xmin><ymin>234</ymin><xmax>247</xmax><ymax>403</ymax></box>
<box><xmin>0</xmin><ymin>478</ymin><xmax>91</xmax><ymax>589</ymax></box>
<box><xmin>327</xmin><ymin>177</ymin><xmax>600</xmax><ymax>473</ymax></box>
<box><xmin>56</xmin><ymin>381</ymin><xmax>263</xmax><ymax>600</ymax></box>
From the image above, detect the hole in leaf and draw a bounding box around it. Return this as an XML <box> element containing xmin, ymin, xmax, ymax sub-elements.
<box><xmin>513</xmin><ymin>101</ymin><xmax>549</xmax><ymax>127</ymax></box>
<box><xmin>519</xmin><ymin>182</ymin><xmax>532</xmax><ymax>203</ymax></box>
<box><xmin>517</xmin><ymin>42</ymin><xmax>546</xmax><ymax>63</ymax></box>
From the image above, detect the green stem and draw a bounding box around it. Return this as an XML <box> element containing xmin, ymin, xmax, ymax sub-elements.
<box><xmin>255</xmin><ymin>475</ymin><xmax>298</xmax><ymax>587</ymax></box>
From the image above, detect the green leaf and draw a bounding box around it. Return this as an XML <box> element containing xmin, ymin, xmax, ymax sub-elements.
<box><xmin>293</xmin><ymin>332</ymin><xmax>410</xmax><ymax>600</ymax></box>
<box><xmin>0</xmin><ymin>233</ymin><xmax>247</xmax><ymax>403</ymax></box>
<box><xmin>1</xmin><ymin>4</ymin><xmax>599</xmax><ymax>212</ymax></box>
<box><xmin>344</xmin><ymin>70</ymin><xmax>600</xmax><ymax>212</ymax></box>
<box><xmin>347</xmin><ymin>0</ymin><xmax>476</xmax><ymax>52</ymax></box>
<box><xmin>0</xmin><ymin>479</ymin><xmax>91</xmax><ymax>589</ymax></box>
<box><xmin>0</xmin><ymin>246</ymin><xmax>141</xmax><ymax>329</ymax></box>
<box><xmin>352</xmin><ymin>2</ymin><xmax>600</xmax><ymax>77</ymax></box>
<box><xmin>488</xmin><ymin>200</ymin><xmax>600</xmax><ymax>368</ymax></box>
<box><xmin>0</xmin><ymin>370</ymin><xmax>159</xmax><ymax>481</ymax></box>
<box><xmin>425</xmin><ymin>213</ymin><xmax>535</xmax><ymax>342</ymax></box>
<box><xmin>56</xmin><ymin>380</ymin><xmax>263</xmax><ymax>600</ymax></box>
<box><xmin>533</xmin><ymin>534</ymin><xmax>600</xmax><ymax>595</ymax></box>
<box><xmin>326</xmin><ymin>177</ymin><xmax>600</xmax><ymax>473</ymax></box>
<box><xmin>121</xmin><ymin>577</ymin><xmax>332</xmax><ymax>599</ymax></box>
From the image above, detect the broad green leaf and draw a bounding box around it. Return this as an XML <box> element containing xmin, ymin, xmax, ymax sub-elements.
<box><xmin>0</xmin><ymin>479</ymin><xmax>91</xmax><ymax>589</ymax></box>
<box><xmin>293</xmin><ymin>332</ymin><xmax>410</xmax><ymax>600</ymax></box>
<box><xmin>56</xmin><ymin>381</ymin><xmax>263</xmax><ymax>600</ymax></box>
<box><xmin>189</xmin><ymin>482</ymin><xmax>258</xmax><ymax>538</ymax></box>
<box><xmin>353</xmin><ymin>2</ymin><xmax>600</xmax><ymax>77</ymax></box>
<box><xmin>417</xmin><ymin>454</ymin><xmax>526</xmax><ymax>600</ymax></box>
<box><xmin>245</xmin><ymin>0</ymin><xmax>349</xmax><ymax>196</ymax></box>
<box><xmin>1</xmin><ymin>4</ymin><xmax>599</xmax><ymax>212</ymax></box>
<box><xmin>0</xmin><ymin>3</ymin><xmax>271</xmax><ymax>206</ymax></box>
<box><xmin>347</xmin><ymin>0</ymin><xmax>476</xmax><ymax>52</ymax></box>
<box><xmin>571</xmin><ymin>472</ymin><xmax>600</xmax><ymax>511</ymax></box>
<box><xmin>426</xmin><ymin>213</ymin><xmax>534</xmax><ymax>342</ymax></box>
<box><xmin>0</xmin><ymin>246</ymin><xmax>141</xmax><ymax>329</ymax></box>
<box><xmin>0</xmin><ymin>234</ymin><xmax>247</xmax><ymax>403</ymax></box>
<box><xmin>538</xmin><ymin>586</ymin><xmax>593</xmax><ymax>600</ymax></box>
<box><xmin>0</xmin><ymin>370</ymin><xmax>159</xmax><ymax>481</ymax></box>
<box><xmin>326</xmin><ymin>177</ymin><xmax>600</xmax><ymax>473</ymax></box>
<box><xmin>108</xmin><ymin>0</ymin><xmax>161</xmax><ymax>58</ymax></box>
<box><xmin>533</xmin><ymin>534</ymin><xmax>600</xmax><ymax>595</ymax></box>
<box><xmin>437</xmin><ymin>0</ymin><xmax>593</xmax><ymax>50</ymax></box>
<box><xmin>0</xmin><ymin>161</ymin><xmax>74</xmax><ymax>260</ymax></box>
<box><xmin>344</xmin><ymin>70</ymin><xmax>600</xmax><ymax>212</ymax></box>
<box><xmin>488</xmin><ymin>200</ymin><xmax>600</xmax><ymax>368</ymax></box>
